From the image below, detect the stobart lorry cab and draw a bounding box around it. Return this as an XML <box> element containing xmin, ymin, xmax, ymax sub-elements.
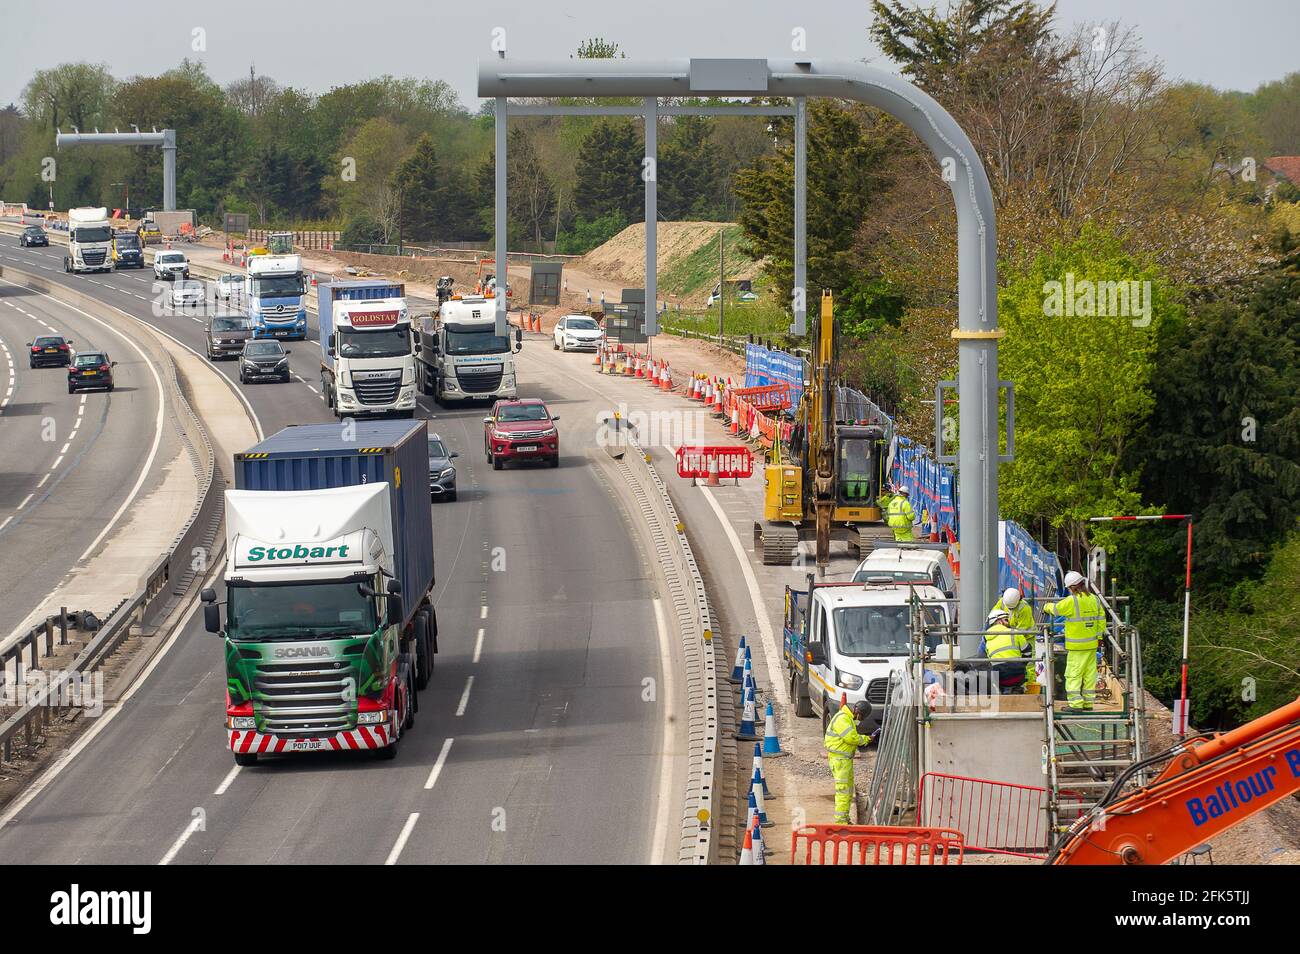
<box><xmin>203</xmin><ymin>421</ymin><xmax>437</xmax><ymax>765</ymax></box>
<box><xmin>319</xmin><ymin>279</ymin><xmax>416</xmax><ymax>418</ymax></box>
<box><xmin>246</xmin><ymin>254</ymin><xmax>307</xmax><ymax>339</ymax></box>
<box><xmin>784</xmin><ymin>576</ymin><xmax>952</xmax><ymax>733</ymax></box>
<box><xmin>65</xmin><ymin>207</ymin><xmax>114</xmax><ymax>274</ymax></box>
<box><xmin>415</xmin><ymin>294</ymin><xmax>521</xmax><ymax>404</ymax></box>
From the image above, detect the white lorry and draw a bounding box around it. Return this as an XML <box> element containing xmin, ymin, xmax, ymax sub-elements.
<box><xmin>319</xmin><ymin>280</ymin><xmax>417</xmax><ymax>419</ymax></box>
<box><xmin>64</xmin><ymin>207</ymin><xmax>114</xmax><ymax>274</ymax></box>
<box><xmin>246</xmin><ymin>254</ymin><xmax>308</xmax><ymax>339</ymax></box>
<box><xmin>785</xmin><ymin>577</ymin><xmax>954</xmax><ymax>733</ymax></box>
<box><xmin>415</xmin><ymin>295</ymin><xmax>521</xmax><ymax>404</ymax></box>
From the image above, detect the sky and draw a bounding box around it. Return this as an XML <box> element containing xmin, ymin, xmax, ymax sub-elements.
<box><xmin>3</xmin><ymin>0</ymin><xmax>1297</xmax><ymax>110</ymax></box>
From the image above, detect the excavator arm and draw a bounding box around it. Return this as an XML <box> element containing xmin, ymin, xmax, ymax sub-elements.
<box><xmin>1050</xmin><ymin>696</ymin><xmax>1300</xmax><ymax>865</ymax></box>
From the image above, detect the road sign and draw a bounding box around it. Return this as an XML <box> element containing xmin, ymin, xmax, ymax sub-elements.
<box><xmin>224</xmin><ymin>212</ymin><xmax>250</xmax><ymax>233</ymax></box>
<box><xmin>675</xmin><ymin>445</ymin><xmax>753</xmax><ymax>480</ymax></box>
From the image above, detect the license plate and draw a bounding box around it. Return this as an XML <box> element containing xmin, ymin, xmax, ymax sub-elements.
<box><xmin>285</xmin><ymin>739</ymin><xmax>323</xmax><ymax>751</ymax></box>
<box><xmin>45</xmin><ymin>348</ymin><xmax>58</xmax><ymax>353</ymax></box>
<box><xmin>82</xmin><ymin>370</ymin><xmax>94</xmax><ymax>376</ymax></box>
<box><xmin>515</xmin><ymin>445</ymin><xmax>538</xmax><ymax>452</ymax></box>
<box><xmin>273</xmin><ymin>330</ymin><xmax>289</xmax><ymax>337</ymax></box>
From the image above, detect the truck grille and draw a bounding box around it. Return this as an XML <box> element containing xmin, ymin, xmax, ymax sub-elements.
<box><xmin>254</xmin><ymin>660</ymin><xmax>353</xmax><ymax>735</ymax></box>
<box><xmin>459</xmin><ymin>369</ymin><xmax>503</xmax><ymax>394</ymax></box>
<box><xmin>81</xmin><ymin>250</ymin><xmax>106</xmax><ymax>265</ymax></box>
<box><xmin>354</xmin><ymin>373</ymin><xmax>402</xmax><ymax>406</ymax></box>
<box><xmin>867</xmin><ymin>677</ymin><xmax>892</xmax><ymax>706</ymax></box>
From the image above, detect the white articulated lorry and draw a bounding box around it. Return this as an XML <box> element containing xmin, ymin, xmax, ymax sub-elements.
<box><xmin>319</xmin><ymin>280</ymin><xmax>417</xmax><ymax>419</ymax></box>
<box><xmin>415</xmin><ymin>294</ymin><xmax>521</xmax><ymax>404</ymax></box>
<box><xmin>64</xmin><ymin>207</ymin><xmax>114</xmax><ymax>274</ymax></box>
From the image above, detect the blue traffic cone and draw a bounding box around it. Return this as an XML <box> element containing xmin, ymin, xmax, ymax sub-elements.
<box><xmin>736</xmin><ymin>684</ymin><xmax>759</xmax><ymax>741</ymax></box>
<box><xmin>751</xmin><ymin>770</ymin><xmax>773</xmax><ymax>828</ymax></box>
<box><xmin>752</xmin><ymin>743</ymin><xmax>773</xmax><ymax>798</ymax></box>
<box><xmin>728</xmin><ymin>635</ymin><xmax>747</xmax><ymax>684</ymax></box>
<box><xmin>761</xmin><ymin>700</ymin><xmax>788</xmax><ymax>758</ymax></box>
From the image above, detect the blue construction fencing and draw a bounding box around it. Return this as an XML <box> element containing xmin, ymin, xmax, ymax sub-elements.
<box><xmin>745</xmin><ymin>343</ymin><xmax>806</xmax><ymax>410</ymax></box>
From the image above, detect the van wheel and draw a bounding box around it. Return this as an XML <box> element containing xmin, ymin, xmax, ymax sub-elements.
<box><xmin>821</xmin><ymin>699</ymin><xmax>832</xmax><ymax>736</ymax></box>
<box><xmin>234</xmin><ymin>752</ymin><xmax>257</xmax><ymax>767</ymax></box>
<box><xmin>793</xmin><ymin>670</ymin><xmax>813</xmax><ymax>717</ymax></box>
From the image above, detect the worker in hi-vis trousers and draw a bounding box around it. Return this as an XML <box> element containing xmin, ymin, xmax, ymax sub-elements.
<box><xmin>824</xmin><ymin>700</ymin><xmax>872</xmax><ymax>824</ymax></box>
<box><xmin>885</xmin><ymin>486</ymin><xmax>915</xmax><ymax>542</ymax></box>
<box><xmin>1042</xmin><ymin>571</ymin><xmax>1107</xmax><ymax>711</ymax></box>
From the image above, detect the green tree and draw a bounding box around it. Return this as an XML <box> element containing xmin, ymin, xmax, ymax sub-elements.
<box><xmin>659</xmin><ymin>115</ymin><xmax>717</xmax><ymax>219</ymax></box>
<box><xmin>395</xmin><ymin>133</ymin><xmax>442</xmax><ymax>242</ymax></box>
<box><xmin>22</xmin><ymin>62</ymin><xmax>115</xmax><ymax>131</ymax></box>
<box><xmin>573</xmin><ymin>119</ymin><xmax>642</xmax><ymax>223</ymax></box>
<box><xmin>997</xmin><ymin>228</ymin><xmax>1174</xmax><ymax>553</ymax></box>
<box><xmin>323</xmin><ymin>117</ymin><xmax>408</xmax><ymax>243</ymax></box>
<box><xmin>734</xmin><ymin>101</ymin><xmax>896</xmax><ymax>324</ymax></box>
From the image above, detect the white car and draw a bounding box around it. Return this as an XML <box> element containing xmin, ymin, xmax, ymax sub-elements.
<box><xmin>852</xmin><ymin>544</ymin><xmax>956</xmax><ymax>598</ymax></box>
<box><xmin>170</xmin><ymin>279</ymin><xmax>205</xmax><ymax>309</ymax></box>
<box><xmin>553</xmin><ymin>314</ymin><xmax>604</xmax><ymax>352</ymax></box>
<box><xmin>153</xmin><ymin>250</ymin><xmax>189</xmax><ymax>281</ymax></box>
<box><xmin>217</xmin><ymin>274</ymin><xmax>243</xmax><ymax>301</ymax></box>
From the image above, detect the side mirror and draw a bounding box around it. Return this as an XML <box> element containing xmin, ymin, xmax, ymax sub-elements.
<box><xmin>327</xmin><ymin>333</ymin><xmax>336</xmax><ymax>349</ymax></box>
<box><xmin>201</xmin><ymin>587</ymin><xmax>216</xmax><ymax>603</ymax></box>
<box><xmin>806</xmin><ymin>644</ymin><xmax>827</xmax><ymax>667</ymax></box>
<box><xmin>386</xmin><ymin>579</ymin><xmax>402</xmax><ymax>595</ymax></box>
<box><xmin>482</xmin><ymin>417</ymin><xmax>493</xmax><ymax>425</ymax></box>
<box><xmin>283</xmin><ymin>350</ymin><xmax>292</xmax><ymax>356</ymax></box>
<box><xmin>203</xmin><ymin>604</ymin><xmax>222</xmax><ymax>634</ymax></box>
<box><xmin>450</xmin><ymin>451</ymin><xmax>460</xmax><ymax>458</ymax></box>
<box><xmin>550</xmin><ymin>415</ymin><xmax>560</xmax><ymax>422</ymax></box>
<box><xmin>515</xmin><ymin>328</ymin><xmax>523</xmax><ymax>345</ymax></box>
<box><xmin>327</xmin><ymin>347</ymin><xmax>336</xmax><ymax>358</ymax></box>
<box><xmin>111</xmin><ymin>361</ymin><xmax>118</xmax><ymax>367</ymax></box>
<box><xmin>386</xmin><ymin>593</ymin><xmax>404</xmax><ymax>627</ymax></box>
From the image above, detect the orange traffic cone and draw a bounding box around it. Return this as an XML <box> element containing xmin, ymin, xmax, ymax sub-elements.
<box><xmin>661</xmin><ymin>365</ymin><xmax>671</xmax><ymax>391</ymax></box>
<box><xmin>706</xmin><ymin>455</ymin><xmax>721</xmax><ymax>487</ymax></box>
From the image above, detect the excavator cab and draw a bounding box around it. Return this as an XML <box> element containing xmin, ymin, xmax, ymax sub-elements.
<box><xmin>834</xmin><ymin>425</ymin><xmax>886</xmax><ymax>510</ymax></box>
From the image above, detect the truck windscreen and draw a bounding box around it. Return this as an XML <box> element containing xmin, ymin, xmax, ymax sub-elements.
<box><xmin>252</xmin><ymin>275</ymin><xmax>305</xmax><ymax>298</ymax></box>
<box><xmin>226</xmin><ymin>580</ymin><xmax>377</xmax><ymax>641</ymax></box>
<box><xmin>73</xmin><ymin>226</ymin><xmax>113</xmax><ymax>243</ymax></box>
<box><xmin>445</xmin><ymin>327</ymin><xmax>509</xmax><ymax>355</ymax></box>
<box><xmin>832</xmin><ymin>604</ymin><xmax>948</xmax><ymax>656</ymax></box>
<box><xmin>338</xmin><ymin>328</ymin><xmax>410</xmax><ymax>358</ymax></box>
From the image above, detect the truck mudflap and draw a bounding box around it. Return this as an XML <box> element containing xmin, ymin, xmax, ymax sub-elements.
<box><xmin>229</xmin><ymin>723</ymin><xmax>393</xmax><ymax>755</ymax></box>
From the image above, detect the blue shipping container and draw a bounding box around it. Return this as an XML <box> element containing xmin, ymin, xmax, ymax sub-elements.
<box><xmin>318</xmin><ymin>280</ymin><xmax>406</xmax><ymax>371</ymax></box>
<box><xmin>234</xmin><ymin>420</ymin><xmax>433</xmax><ymax>628</ymax></box>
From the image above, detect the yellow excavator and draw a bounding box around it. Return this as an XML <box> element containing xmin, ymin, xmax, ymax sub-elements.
<box><xmin>753</xmin><ymin>291</ymin><xmax>896</xmax><ymax>572</ymax></box>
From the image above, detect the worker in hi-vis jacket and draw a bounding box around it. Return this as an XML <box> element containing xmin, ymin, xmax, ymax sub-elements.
<box><xmin>885</xmin><ymin>486</ymin><xmax>915</xmax><ymax>542</ymax></box>
<box><xmin>824</xmin><ymin>700</ymin><xmax>873</xmax><ymax>824</ymax></box>
<box><xmin>1042</xmin><ymin>572</ymin><xmax>1107</xmax><ymax>711</ymax></box>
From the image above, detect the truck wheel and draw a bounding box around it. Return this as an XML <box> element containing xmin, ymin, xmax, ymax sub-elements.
<box><xmin>234</xmin><ymin>752</ymin><xmax>258</xmax><ymax>767</ymax></box>
<box><xmin>493</xmin><ymin>456</ymin><xmax>503</xmax><ymax>471</ymax></box>
<box><xmin>413</xmin><ymin>611</ymin><xmax>432</xmax><ymax>690</ymax></box>
<box><xmin>792</xmin><ymin>670</ymin><xmax>813</xmax><ymax>717</ymax></box>
<box><xmin>375</xmin><ymin>738</ymin><xmax>398</xmax><ymax>760</ymax></box>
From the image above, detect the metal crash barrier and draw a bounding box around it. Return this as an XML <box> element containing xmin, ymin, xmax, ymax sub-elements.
<box><xmin>790</xmin><ymin>824</ymin><xmax>965</xmax><ymax>865</ymax></box>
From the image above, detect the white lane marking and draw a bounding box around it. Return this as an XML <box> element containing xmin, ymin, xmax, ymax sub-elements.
<box><xmin>0</xmin><ymin>278</ymin><xmax>168</xmax><ymax>564</ymax></box>
<box><xmin>479</xmin><ymin>606</ymin><xmax>487</xmax><ymax>620</ymax></box>
<box><xmin>649</xmin><ymin>597</ymin><xmax>676</xmax><ymax>865</ymax></box>
<box><xmin>385</xmin><ymin>812</ymin><xmax>420</xmax><ymax>866</ymax></box>
<box><xmin>0</xmin><ymin>516</ymin><xmax>11</xmax><ymax>531</ymax></box>
<box><xmin>58</xmin><ymin>442</ymin><xmax>70</xmax><ymax>455</ymax></box>
<box><xmin>455</xmin><ymin>675</ymin><xmax>474</xmax><ymax>716</ymax></box>
<box><xmin>473</xmin><ymin>627</ymin><xmax>484</xmax><ymax>663</ymax></box>
<box><xmin>0</xmin><ymin>592</ymin><xmax>203</xmax><ymax>832</ymax></box>
<box><xmin>16</xmin><ymin>493</ymin><xmax>33</xmax><ymax>510</ymax></box>
<box><xmin>305</xmin><ymin>384</ymin><xmax>318</xmax><ymax>395</ymax></box>
<box><xmin>696</xmin><ymin>481</ymin><xmax>789</xmax><ymax>705</ymax></box>
<box><xmin>424</xmin><ymin>737</ymin><xmax>454</xmax><ymax>790</ymax></box>
<box><xmin>50</xmin><ymin>454</ymin><xmax>64</xmax><ymax>470</ymax></box>
<box><xmin>159</xmin><ymin>812</ymin><xmax>204</xmax><ymax>865</ymax></box>
<box><xmin>36</xmin><ymin>473</ymin><xmax>49</xmax><ymax>488</ymax></box>
<box><xmin>214</xmin><ymin>765</ymin><xmax>240</xmax><ymax>796</ymax></box>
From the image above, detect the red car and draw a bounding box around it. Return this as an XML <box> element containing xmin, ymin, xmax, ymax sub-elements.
<box><xmin>483</xmin><ymin>398</ymin><xmax>559</xmax><ymax>469</ymax></box>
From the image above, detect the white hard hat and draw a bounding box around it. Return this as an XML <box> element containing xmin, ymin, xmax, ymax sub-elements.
<box><xmin>1063</xmin><ymin>571</ymin><xmax>1086</xmax><ymax>588</ymax></box>
<box><xmin>1002</xmin><ymin>588</ymin><xmax>1022</xmax><ymax>609</ymax></box>
<box><xmin>897</xmin><ymin>486</ymin><xmax>911</xmax><ymax>496</ymax></box>
<box><xmin>987</xmin><ymin>607</ymin><xmax>1010</xmax><ymax>624</ymax></box>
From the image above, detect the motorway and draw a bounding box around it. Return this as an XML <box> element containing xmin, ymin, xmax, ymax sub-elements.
<box><xmin>0</xmin><ymin>240</ymin><xmax>682</xmax><ymax>864</ymax></box>
<box><xmin>0</xmin><ymin>274</ymin><xmax>172</xmax><ymax>639</ymax></box>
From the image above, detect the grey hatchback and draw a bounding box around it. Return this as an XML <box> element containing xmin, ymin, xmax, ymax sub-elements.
<box><xmin>206</xmin><ymin>315</ymin><xmax>252</xmax><ymax>360</ymax></box>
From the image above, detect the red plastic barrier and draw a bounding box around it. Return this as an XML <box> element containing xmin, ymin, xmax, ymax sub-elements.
<box><xmin>731</xmin><ymin>382</ymin><xmax>792</xmax><ymax>412</ymax></box>
<box><xmin>916</xmin><ymin>772</ymin><xmax>1048</xmax><ymax>858</ymax></box>
<box><xmin>791</xmin><ymin>824</ymin><xmax>965</xmax><ymax>865</ymax></box>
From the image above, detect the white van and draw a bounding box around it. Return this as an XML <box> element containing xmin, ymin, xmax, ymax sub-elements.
<box><xmin>785</xmin><ymin>579</ymin><xmax>952</xmax><ymax>733</ymax></box>
<box><xmin>852</xmin><ymin>544</ymin><xmax>956</xmax><ymax>598</ymax></box>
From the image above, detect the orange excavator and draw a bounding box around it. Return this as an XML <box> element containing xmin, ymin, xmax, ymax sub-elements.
<box><xmin>1050</xmin><ymin>695</ymin><xmax>1300</xmax><ymax>864</ymax></box>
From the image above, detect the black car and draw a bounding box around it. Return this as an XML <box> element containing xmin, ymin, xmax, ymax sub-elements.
<box><xmin>428</xmin><ymin>433</ymin><xmax>459</xmax><ymax>501</ymax></box>
<box><xmin>28</xmin><ymin>335</ymin><xmax>73</xmax><ymax>368</ymax></box>
<box><xmin>68</xmin><ymin>351</ymin><xmax>116</xmax><ymax>393</ymax></box>
<box><xmin>239</xmin><ymin>339</ymin><xmax>291</xmax><ymax>384</ymax></box>
<box><xmin>19</xmin><ymin>226</ymin><xmax>49</xmax><ymax>247</ymax></box>
<box><xmin>112</xmin><ymin>232</ymin><xmax>145</xmax><ymax>268</ymax></box>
